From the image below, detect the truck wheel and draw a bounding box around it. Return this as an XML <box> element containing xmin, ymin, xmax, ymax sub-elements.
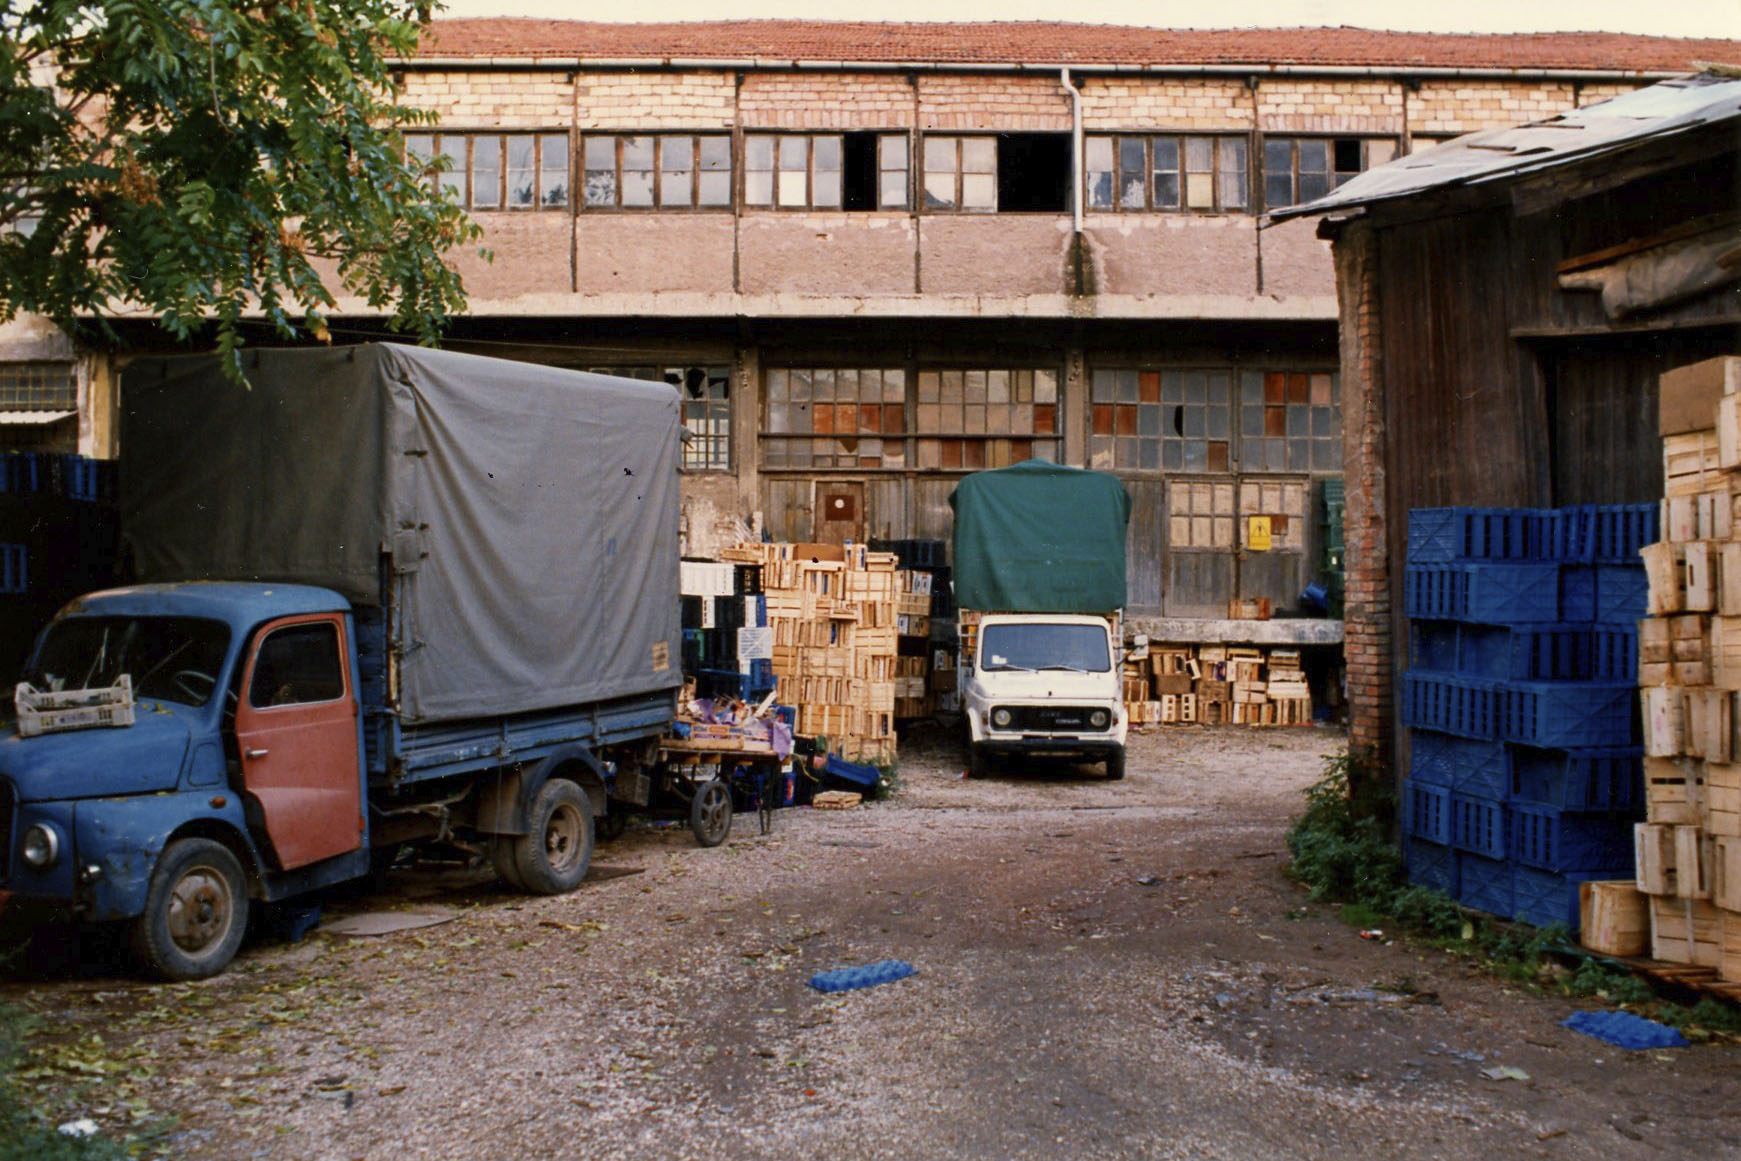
<box><xmin>689</xmin><ymin>778</ymin><xmax>732</xmax><ymax>847</ymax></box>
<box><xmin>1106</xmin><ymin>749</ymin><xmax>1126</xmax><ymax>781</ymax></box>
<box><xmin>489</xmin><ymin>836</ymin><xmax>527</xmax><ymax>891</ymax></box>
<box><xmin>128</xmin><ymin>839</ymin><xmax>249</xmax><ymax>981</ymax></box>
<box><xmin>512</xmin><ymin>779</ymin><xmax>594</xmax><ymax>895</ymax></box>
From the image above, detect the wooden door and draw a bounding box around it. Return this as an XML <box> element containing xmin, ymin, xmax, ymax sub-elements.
<box><xmin>815</xmin><ymin>481</ymin><xmax>866</xmax><ymax>546</ymax></box>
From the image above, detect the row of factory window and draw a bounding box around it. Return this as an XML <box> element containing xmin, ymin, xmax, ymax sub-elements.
<box><xmin>406</xmin><ymin>129</ymin><xmax>1416</xmax><ymax>215</ymax></box>
<box><xmin>593</xmin><ymin>364</ymin><xmax>1339</xmax><ymax>476</ymax></box>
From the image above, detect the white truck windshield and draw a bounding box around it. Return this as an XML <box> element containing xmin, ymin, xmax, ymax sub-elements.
<box><xmin>979</xmin><ymin>623</ymin><xmax>1111</xmax><ymax>673</ymax></box>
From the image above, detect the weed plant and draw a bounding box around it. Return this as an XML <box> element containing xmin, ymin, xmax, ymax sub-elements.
<box><xmin>1286</xmin><ymin>750</ymin><xmax>1741</xmax><ymax>1037</ymax></box>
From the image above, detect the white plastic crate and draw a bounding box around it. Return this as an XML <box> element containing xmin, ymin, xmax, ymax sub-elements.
<box><xmin>15</xmin><ymin>674</ymin><xmax>135</xmax><ymax>737</ymax></box>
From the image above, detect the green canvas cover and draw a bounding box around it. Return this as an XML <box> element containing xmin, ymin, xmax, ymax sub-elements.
<box><xmin>948</xmin><ymin>460</ymin><xmax>1131</xmax><ymax>614</ymax></box>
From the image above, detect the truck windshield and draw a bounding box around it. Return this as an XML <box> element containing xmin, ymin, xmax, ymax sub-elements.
<box><xmin>979</xmin><ymin>623</ymin><xmax>1111</xmax><ymax>673</ymax></box>
<box><xmin>26</xmin><ymin>616</ymin><xmax>232</xmax><ymax>708</ymax></box>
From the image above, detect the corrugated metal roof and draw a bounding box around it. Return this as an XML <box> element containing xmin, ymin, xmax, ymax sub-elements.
<box><xmin>413</xmin><ymin>20</ymin><xmax>1740</xmax><ymax>73</ymax></box>
<box><xmin>1269</xmin><ymin>74</ymin><xmax>1741</xmax><ymax>224</ymax></box>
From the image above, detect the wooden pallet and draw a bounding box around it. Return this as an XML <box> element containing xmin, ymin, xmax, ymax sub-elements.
<box><xmin>1617</xmin><ymin>957</ymin><xmax>1741</xmax><ymax>1007</ymax></box>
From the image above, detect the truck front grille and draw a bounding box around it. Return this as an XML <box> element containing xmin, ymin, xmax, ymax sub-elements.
<box><xmin>995</xmin><ymin>706</ymin><xmax>1109</xmax><ymax>733</ymax></box>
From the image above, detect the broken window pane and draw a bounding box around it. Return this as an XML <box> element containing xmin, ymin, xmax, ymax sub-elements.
<box><xmin>540</xmin><ymin>135</ymin><xmax>568</xmax><ymax>206</ymax></box>
<box><xmin>505</xmin><ymin>135</ymin><xmax>536</xmax><ymax>207</ymax></box>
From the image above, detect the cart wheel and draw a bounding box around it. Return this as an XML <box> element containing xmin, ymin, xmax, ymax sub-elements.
<box><xmin>689</xmin><ymin>777</ymin><xmax>732</xmax><ymax>847</ymax></box>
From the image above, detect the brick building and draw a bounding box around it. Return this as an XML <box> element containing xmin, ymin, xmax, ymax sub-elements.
<box><xmin>6</xmin><ymin>21</ymin><xmax>1735</xmax><ymax>633</ymax></box>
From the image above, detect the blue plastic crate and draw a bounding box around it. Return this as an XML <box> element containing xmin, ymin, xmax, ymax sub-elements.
<box><xmin>1509</xmin><ymin>804</ymin><xmax>1636</xmax><ymax>873</ymax></box>
<box><xmin>1403</xmin><ymin>837</ymin><xmax>1459</xmax><ymax>896</ymax></box>
<box><xmin>1402</xmin><ymin>780</ymin><xmax>1453</xmax><ymax>845</ymax></box>
<box><xmin>1450</xmin><ymin>793</ymin><xmax>1507</xmax><ymax>858</ymax></box>
<box><xmin>1558</xmin><ymin>565</ymin><xmax>1597</xmax><ymax>623</ymax></box>
<box><xmin>1540</xmin><ymin>507</ymin><xmax>1592</xmax><ymax>562</ymax></box>
<box><xmin>1400</xmin><ymin>672</ymin><xmax>1503</xmax><ymax>740</ymax></box>
<box><xmin>1405</xmin><ymin>562</ymin><xmax>1564</xmax><ymax>625</ymax></box>
<box><xmin>1408</xmin><ymin>730</ymin><xmax>1507</xmax><ymax>797</ymax></box>
<box><xmin>0</xmin><ymin>544</ymin><xmax>25</xmax><ymax>595</ymax></box>
<box><xmin>1512</xmin><ymin>866</ymin><xmax>1606</xmax><ymax>931</ymax></box>
<box><xmin>1409</xmin><ymin>622</ymin><xmax>1464</xmax><ymax>672</ymax></box>
<box><xmin>1585</xmin><ymin>504</ymin><xmax>1659</xmax><ymax>564</ymax></box>
<box><xmin>1458</xmin><ymin>852</ymin><xmax>1514</xmax><ymax>917</ymax></box>
<box><xmin>1407</xmin><ymin>509</ymin><xmax>1468</xmax><ymax>564</ymax></box>
<box><xmin>1509</xmin><ymin>746</ymin><xmax>1642</xmax><ymax>811</ymax></box>
<box><xmin>1594</xmin><ymin>565</ymin><xmax>1648</xmax><ymax>626</ymax></box>
<box><xmin>1497</xmin><ymin>681</ymin><xmax>1638</xmax><ymax>749</ymax></box>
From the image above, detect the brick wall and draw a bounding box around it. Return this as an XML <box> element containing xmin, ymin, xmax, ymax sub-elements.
<box><xmin>1410</xmin><ymin>81</ymin><xmax>1576</xmax><ymax>136</ymax></box>
<box><xmin>741</xmin><ymin>74</ymin><xmax>915</xmax><ymax>128</ymax></box>
<box><xmin>1258</xmin><ymin>80</ymin><xmax>1404</xmax><ymax>135</ymax></box>
<box><xmin>400</xmin><ymin>71</ymin><xmax>571</xmax><ymax>128</ymax></box>
<box><xmin>576</xmin><ymin>71</ymin><xmax>735</xmax><ymax>129</ymax></box>
<box><xmin>917</xmin><ymin>74</ymin><xmax>1072</xmax><ymax>131</ymax></box>
<box><xmin>1080</xmin><ymin>78</ymin><xmax>1253</xmax><ymax>130</ymax></box>
<box><xmin>1334</xmin><ymin>219</ymin><xmax>1392</xmax><ymax>766</ymax></box>
<box><xmin>1576</xmin><ymin>81</ymin><xmax>1647</xmax><ymax>107</ymax></box>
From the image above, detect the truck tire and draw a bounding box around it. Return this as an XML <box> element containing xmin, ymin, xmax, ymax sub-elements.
<box><xmin>689</xmin><ymin>777</ymin><xmax>732</xmax><ymax>847</ymax></box>
<box><xmin>129</xmin><ymin>838</ymin><xmax>250</xmax><ymax>981</ymax></box>
<box><xmin>489</xmin><ymin>836</ymin><xmax>527</xmax><ymax>891</ymax></box>
<box><xmin>512</xmin><ymin>779</ymin><xmax>594</xmax><ymax>894</ymax></box>
<box><xmin>1106</xmin><ymin>749</ymin><xmax>1126</xmax><ymax>781</ymax></box>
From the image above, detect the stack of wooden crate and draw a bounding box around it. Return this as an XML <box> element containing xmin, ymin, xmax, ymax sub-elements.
<box><xmin>719</xmin><ymin>541</ymin><xmax>899</xmax><ymax>765</ymax></box>
<box><xmin>1121</xmin><ymin>643</ymin><xmax>1312</xmax><ymax>727</ymax></box>
<box><xmin>1629</xmin><ymin>356</ymin><xmax>1741</xmax><ymax>979</ymax></box>
<box><xmin>893</xmin><ymin>569</ymin><xmax>934</xmax><ymax>718</ymax></box>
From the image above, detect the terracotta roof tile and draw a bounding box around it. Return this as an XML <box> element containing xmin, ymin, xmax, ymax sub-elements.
<box><xmin>415</xmin><ymin>20</ymin><xmax>1740</xmax><ymax>73</ymax></box>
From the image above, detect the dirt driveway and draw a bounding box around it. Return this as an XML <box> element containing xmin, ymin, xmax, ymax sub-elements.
<box><xmin>7</xmin><ymin>724</ymin><xmax>1741</xmax><ymax>1160</ymax></box>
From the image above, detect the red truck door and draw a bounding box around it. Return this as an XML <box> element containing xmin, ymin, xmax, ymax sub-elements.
<box><xmin>233</xmin><ymin>614</ymin><xmax>364</xmax><ymax>870</ymax></box>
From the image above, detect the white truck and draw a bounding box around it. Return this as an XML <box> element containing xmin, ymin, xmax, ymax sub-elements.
<box><xmin>949</xmin><ymin>461</ymin><xmax>1131</xmax><ymax>781</ymax></box>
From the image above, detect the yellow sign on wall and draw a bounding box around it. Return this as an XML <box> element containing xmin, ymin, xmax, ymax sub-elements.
<box><xmin>1248</xmin><ymin>515</ymin><xmax>1272</xmax><ymax>552</ymax></box>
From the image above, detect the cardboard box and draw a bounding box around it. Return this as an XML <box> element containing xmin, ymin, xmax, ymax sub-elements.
<box><xmin>1659</xmin><ymin>356</ymin><xmax>1740</xmax><ymax>437</ymax></box>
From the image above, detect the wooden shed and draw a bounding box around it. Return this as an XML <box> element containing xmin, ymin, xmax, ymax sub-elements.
<box><xmin>1271</xmin><ymin>73</ymin><xmax>1741</xmax><ymax>771</ymax></box>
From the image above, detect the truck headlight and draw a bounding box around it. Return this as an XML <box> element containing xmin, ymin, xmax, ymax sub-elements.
<box><xmin>1090</xmin><ymin>709</ymin><xmax>1110</xmax><ymax>729</ymax></box>
<box><xmin>21</xmin><ymin>823</ymin><xmax>61</xmax><ymax>869</ymax></box>
<box><xmin>991</xmin><ymin>708</ymin><xmax>1012</xmax><ymax>729</ymax></box>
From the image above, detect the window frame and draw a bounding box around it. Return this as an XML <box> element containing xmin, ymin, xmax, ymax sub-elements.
<box><xmin>920</xmin><ymin>134</ymin><xmax>999</xmax><ymax>214</ymax></box>
<box><xmin>404</xmin><ymin>130</ymin><xmax>571</xmax><ymax>212</ymax></box>
<box><xmin>0</xmin><ymin>361</ymin><xmax>76</xmax><ymax>412</ymax></box>
<box><xmin>585</xmin><ymin>364</ymin><xmax>733</xmax><ymax>472</ymax></box>
<box><xmin>580</xmin><ymin>133</ymin><xmax>733</xmax><ymax>211</ymax></box>
<box><xmin>1259</xmin><ymin>135</ymin><xmax>1397</xmax><ymax>211</ymax></box>
<box><xmin>1085</xmin><ymin>133</ymin><xmax>1250</xmax><ymax>214</ymax></box>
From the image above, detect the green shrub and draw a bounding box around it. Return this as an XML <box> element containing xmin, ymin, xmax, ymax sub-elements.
<box><xmin>0</xmin><ymin>1005</ymin><xmax>129</xmax><ymax>1161</ymax></box>
<box><xmin>1285</xmin><ymin>750</ymin><xmax>1403</xmax><ymax>910</ymax></box>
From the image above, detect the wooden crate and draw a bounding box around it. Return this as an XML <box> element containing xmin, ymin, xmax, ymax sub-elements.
<box><xmin>1642</xmin><ymin>542</ymin><xmax>1686</xmax><ymax>615</ymax></box>
<box><xmin>1645</xmin><ymin>756</ymin><xmax>1706</xmax><ymax>825</ymax></box>
<box><xmin>1642</xmin><ymin>686</ymin><xmax>1686</xmax><ymax>759</ymax></box>
<box><xmin>1713</xmin><ymin>835</ymin><xmax>1741</xmax><ymax>911</ymax></box>
<box><xmin>1685</xmin><ymin>541</ymin><xmax>1722</xmax><ymax>613</ymax></box>
<box><xmin>1684</xmin><ymin>687</ymin><xmax>1733</xmax><ymax>762</ymax></box>
<box><xmin>1651</xmin><ymin>895</ymin><xmax>1724</xmax><ymax>967</ymax></box>
<box><xmin>1579</xmin><ymin>880</ymin><xmax>1651</xmax><ymax>958</ymax></box>
<box><xmin>1722</xmin><ymin>911</ymin><xmax>1741</xmax><ymax>984</ymax></box>
<box><xmin>1664</xmin><ymin>430</ymin><xmax>1722</xmax><ymax>497</ymax></box>
<box><xmin>1708</xmin><ymin>761</ymin><xmax>1741</xmax><ymax>837</ymax></box>
<box><xmin>1636</xmin><ymin>822</ymin><xmax>1679</xmax><ymax>895</ymax></box>
<box><xmin>1676</xmin><ymin>825</ymin><xmax>1714</xmax><ymax>900</ymax></box>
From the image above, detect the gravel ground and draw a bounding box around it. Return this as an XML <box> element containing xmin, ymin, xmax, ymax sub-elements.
<box><xmin>6</xmin><ymin>723</ymin><xmax>1741</xmax><ymax>1160</ymax></box>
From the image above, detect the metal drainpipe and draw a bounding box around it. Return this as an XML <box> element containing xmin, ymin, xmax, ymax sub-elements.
<box><xmin>1060</xmin><ymin>67</ymin><xmax>1084</xmax><ymax>234</ymax></box>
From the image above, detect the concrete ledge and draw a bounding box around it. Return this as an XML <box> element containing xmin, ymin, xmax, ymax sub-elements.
<box><xmin>1126</xmin><ymin>617</ymin><xmax>1345</xmax><ymax>646</ymax></box>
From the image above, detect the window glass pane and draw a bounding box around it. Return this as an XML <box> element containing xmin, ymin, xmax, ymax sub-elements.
<box><xmin>471</xmin><ymin>136</ymin><xmax>501</xmax><ymax>208</ymax></box>
<box><xmin>924</xmin><ymin>172</ymin><xmax>955</xmax><ymax>209</ymax></box>
<box><xmin>962</xmin><ymin>173</ymin><xmax>995</xmax><ymax>209</ymax></box>
<box><xmin>923</xmin><ymin>136</ymin><xmax>955</xmax><ymax>172</ymax></box>
<box><xmin>1297</xmin><ymin>139</ymin><xmax>1328</xmax><ymax>172</ymax></box>
<box><xmin>880</xmin><ymin>172</ymin><xmax>909</xmax><ymax>208</ymax></box>
<box><xmin>813</xmin><ymin>169</ymin><xmax>841</xmax><ymax>207</ymax></box>
<box><xmin>778</xmin><ymin>170</ymin><xmax>806</xmax><ymax>207</ymax></box>
<box><xmin>540</xmin><ymin>135</ymin><xmax>568</xmax><ymax>206</ymax></box>
<box><xmin>1120</xmin><ymin>173</ymin><xmax>1144</xmax><ymax>210</ymax></box>
<box><xmin>1034</xmin><ymin>370</ymin><xmax>1057</xmax><ymax>405</ymax></box>
<box><xmin>621</xmin><ymin>136</ymin><xmax>654</xmax><ymax>206</ymax></box>
<box><xmin>659</xmin><ymin>136</ymin><xmax>693</xmax><ymax>206</ymax></box>
<box><xmin>1218</xmin><ymin>141</ymin><xmax>1248</xmax><ymax>211</ymax></box>
<box><xmin>1185</xmin><ymin>137</ymin><xmax>1213</xmax><ymax>171</ymax></box>
<box><xmin>961</xmin><ymin>138</ymin><xmax>995</xmax><ymax>172</ymax></box>
<box><xmin>1088</xmin><ymin>171</ymin><xmax>1113</xmax><ymax>210</ymax></box>
<box><xmin>879</xmin><ymin>135</ymin><xmax>907</xmax><ymax>169</ymax></box>
<box><xmin>878</xmin><ymin>135</ymin><xmax>909</xmax><ymax>208</ymax></box>
<box><xmin>506</xmin><ymin>135</ymin><xmax>536</xmax><ymax>207</ymax></box>
<box><xmin>699</xmin><ymin>171</ymin><xmax>731</xmax><ymax>206</ymax></box>
<box><xmin>1265</xmin><ymin>174</ymin><xmax>1293</xmax><ymax>208</ymax></box>
<box><xmin>1185</xmin><ymin>172</ymin><xmax>1213</xmax><ymax>209</ymax></box>
<box><xmin>1086</xmin><ymin>136</ymin><xmax>1112</xmax><ymax>169</ymax></box>
<box><xmin>814</xmin><ymin>135</ymin><xmax>842</xmax><ymax>172</ymax></box>
<box><xmin>1118</xmin><ymin>136</ymin><xmax>1145</xmax><ymax>172</ymax></box>
<box><xmin>249</xmin><ymin>623</ymin><xmax>344</xmax><ymax>708</ymax></box>
<box><xmin>1263</xmin><ymin>139</ymin><xmax>1292</xmax><ymax>171</ymax></box>
<box><xmin>745</xmin><ymin>171</ymin><xmax>773</xmax><ymax>206</ymax></box>
<box><xmin>406</xmin><ymin>133</ymin><xmax>436</xmax><ymax>191</ymax></box>
<box><xmin>583</xmin><ymin>137</ymin><xmax>615</xmax><ymax>206</ymax></box>
<box><xmin>778</xmin><ymin>136</ymin><xmax>807</xmax><ymax>170</ymax></box>
<box><xmin>1298</xmin><ymin>172</ymin><xmax>1329</xmax><ymax>204</ymax></box>
<box><xmin>745</xmin><ymin>135</ymin><xmax>774</xmax><ymax>170</ymax></box>
<box><xmin>700</xmin><ymin>137</ymin><xmax>731</xmax><ymax>171</ymax></box>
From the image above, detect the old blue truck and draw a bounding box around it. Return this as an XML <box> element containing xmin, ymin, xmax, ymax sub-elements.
<box><xmin>0</xmin><ymin>345</ymin><xmax>682</xmax><ymax>979</ymax></box>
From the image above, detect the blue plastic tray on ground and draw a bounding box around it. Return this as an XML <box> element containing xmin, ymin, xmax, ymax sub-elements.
<box><xmin>1509</xmin><ymin>746</ymin><xmax>1642</xmax><ymax>812</ymax></box>
<box><xmin>823</xmin><ymin>753</ymin><xmax>881</xmax><ymax>790</ymax></box>
<box><xmin>1562</xmin><ymin>1010</ymin><xmax>1689</xmax><ymax>1050</ymax></box>
<box><xmin>1403</xmin><ymin>837</ymin><xmax>1459</xmax><ymax>896</ymax></box>
<box><xmin>1408</xmin><ymin>730</ymin><xmax>1507</xmax><ymax>797</ymax></box>
<box><xmin>809</xmin><ymin>959</ymin><xmax>918</xmax><ymax>993</ymax></box>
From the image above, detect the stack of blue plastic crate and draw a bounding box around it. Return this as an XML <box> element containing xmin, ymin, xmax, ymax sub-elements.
<box><xmin>1400</xmin><ymin>505</ymin><xmax>1654</xmax><ymax>931</ymax></box>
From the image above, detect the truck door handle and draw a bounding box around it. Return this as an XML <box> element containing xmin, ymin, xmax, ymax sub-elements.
<box><xmin>245</xmin><ymin>748</ymin><xmax>270</xmax><ymax>759</ymax></box>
